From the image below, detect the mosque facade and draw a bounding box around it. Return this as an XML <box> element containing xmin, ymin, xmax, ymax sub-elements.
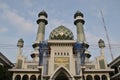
<box><xmin>9</xmin><ymin>11</ymin><xmax>114</xmax><ymax>80</ymax></box>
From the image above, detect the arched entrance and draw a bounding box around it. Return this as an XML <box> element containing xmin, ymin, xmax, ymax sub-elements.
<box><xmin>51</xmin><ymin>66</ymin><xmax>73</xmax><ymax>80</ymax></box>
<box><xmin>55</xmin><ymin>72</ymin><xmax>69</xmax><ymax>80</ymax></box>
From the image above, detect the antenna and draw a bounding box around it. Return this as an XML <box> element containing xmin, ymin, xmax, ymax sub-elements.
<box><xmin>100</xmin><ymin>10</ymin><xmax>114</xmax><ymax>60</ymax></box>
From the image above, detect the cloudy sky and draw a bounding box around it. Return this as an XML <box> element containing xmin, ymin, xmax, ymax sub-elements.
<box><xmin>0</xmin><ymin>0</ymin><xmax>120</xmax><ymax>63</ymax></box>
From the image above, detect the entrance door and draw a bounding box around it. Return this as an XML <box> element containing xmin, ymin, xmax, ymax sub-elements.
<box><xmin>55</xmin><ymin>72</ymin><xmax>69</xmax><ymax>80</ymax></box>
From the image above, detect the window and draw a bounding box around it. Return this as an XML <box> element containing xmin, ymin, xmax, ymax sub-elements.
<box><xmin>22</xmin><ymin>75</ymin><xmax>28</xmax><ymax>80</ymax></box>
<box><xmin>55</xmin><ymin>52</ymin><xmax>57</xmax><ymax>55</ymax></box>
<box><xmin>94</xmin><ymin>75</ymin><xmax>100</xmax><ymax>80</ymax></box>
<box><xmin>15</xmin><ymin>75</ymin><xmax>21</xmax><ymax>80</ymax></box>
<box><xmin>86</xmin><ymin>75</ymin><xmax>92</xmax><ymax>80</ymax></box>
<box><xmin>67</xmin><ymin>53</ymin><xmax>69</xmax><ymax>56</ymax></box>
<box><xmin>30</xmin><ymin>75</ymin><xmax>36</xmax><ymax>80</ymax></box>
<box><xmin>102</xmin><ymin>75</ymin><xmax>107</xmax><ymax>80</ymax></box>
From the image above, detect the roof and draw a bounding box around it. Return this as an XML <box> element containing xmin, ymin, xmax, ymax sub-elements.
<box><xmin>0</xmin><ymin>52</ymin><xmax>14</xmax><ymax>68</ymax></box>
<box><xmin>108</xmin><ymin>55</ymin><xmax>120</xmax><ymax>67</ymax></box>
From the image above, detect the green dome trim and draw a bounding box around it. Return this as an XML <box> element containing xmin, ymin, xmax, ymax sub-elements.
<box><xmin>49</xmin><ymin>25</ymin><xmax>74</xmax><ymax>40</ymax></box>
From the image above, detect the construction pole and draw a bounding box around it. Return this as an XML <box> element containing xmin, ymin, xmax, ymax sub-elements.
<box><xmin>100</xmin><ymin>10</ymin><xmax>114</xmax><ymax>60</ymax></box>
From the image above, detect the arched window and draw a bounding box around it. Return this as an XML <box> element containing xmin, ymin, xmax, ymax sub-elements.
<box><xmin>38</xmin><ymin>75</ymin><xmax>41</xmax><ymax>80</ymax></box>
<box><xmin>15</xmin><ymin>75</ymin><xmax>21</xmax><ymax>80</ymax></box>
<box><xmin>94</xmin><ymin>75</ymin><xmax>100</xmax><ymax>80</ymax></box>
<box><xmin>30</xmin><ymin>75</ymin><xmax>36</xmax><ymax>80</ymax></box>
<box><xmin>86</xmin><ymin>75</ymin><xmax>93</xmax><ymax>80</ymax></box>
<box><xmin>22</xmin><ymin>75</ymin><xmax>28</xmax><ymax>80</ymax></box>
<box><xmin>102</xmin><ymin>75</ymin><xmax>107</xmax><ymax>80</ymax></box>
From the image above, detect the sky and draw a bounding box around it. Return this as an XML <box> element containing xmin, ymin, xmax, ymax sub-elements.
<box><xmin>0</xmin><ymin>0</ymin><xmax>120</xmax><ymax>63</ymax></box>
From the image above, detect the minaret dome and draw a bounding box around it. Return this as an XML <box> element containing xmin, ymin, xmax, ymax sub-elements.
<box><xmin>98</xmin><ymin>39</ymin><xmax>105</xmax><ymax>48</ymax></box>
<box><xmin>74</xmin><ymin>10</ymin><xmax>84</xmax><ymax>18</ymax></box>
<box><xmin>38</xmin><ymin>10</ymin><xmax>48</xmax><ymax>18</ymax></box>
<box><xmin>17</xmin><ymin>38</ymin><xmax>24</xmax><ymax>48</ymax></box>
<box><xmin>74</xmin><ymin>10</ymin><xmax>85</xmax><ymax>25</ymax></box>
<box><xmin>37</xmin><ymin>10</ymin><xmax>48</xmax><ymax>25</ymax></box>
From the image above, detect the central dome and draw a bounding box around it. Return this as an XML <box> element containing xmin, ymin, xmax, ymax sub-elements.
<box><xmin>49</xmin><ymin>25</ymin><xmax>74</xmax><ymax>40</ymax></box>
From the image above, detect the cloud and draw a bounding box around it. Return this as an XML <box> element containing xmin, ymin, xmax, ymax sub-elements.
<box><xmin>0</xmin><ymin>1</ymin><xmax>9</xmax><ymax>9</ymax></box>
<box><xmin>22</xmin><ymin>0</ymin><xmax>33</xmax><ymax>7</ymax></box>
<box><xmin>86</xmin><ymin>31</ymin><xmax>101</xmax><ymax>44</ymax></box>
<box><xmin>3</xmin><ymin>10</ymin><xmax>34</xmax><ymax>32</ymax></box>
<box><xmin>0</xmin><ymin>2</ymin><xmax>35</xmax><ymax>34</ymax></box>
<box><xmin>0</xmin><ymin>27</ymin><xmax>8</xmax><ymax>33</ymax></box>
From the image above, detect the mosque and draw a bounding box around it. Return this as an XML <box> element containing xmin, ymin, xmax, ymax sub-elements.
<box><xmin>9</xmin><ymin>10</ymin><xmax>114</xmax><ymax>80</ymax></box>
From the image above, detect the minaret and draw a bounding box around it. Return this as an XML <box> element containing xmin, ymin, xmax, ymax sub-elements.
<box><xmin>17</xmin><ymin>38</ymin><xmax>24</xmax><ymax>55</ymax></box>
<box><xmin>16</xmin><ymin>38</ymin><xmax>24</xmax><ymax>68</ymax></box>
<box><xmin>74</xmin><ymin>10</ymin><xmax>85</xmax><ymax>42</ymax></box>
<box><xmin>36</xmin><ymin>10</ymin><xmax>48</xmax><ymax>42</ymax></box>
<box><xmin>98</xmin><ymin>39</ymin><xmax>107</xmax><ymax>68</ymax></box>
<box><xmin>98</xmin><ymin>39</ymin><xmax>105</xmax><ymax>56</ymax></box>
<box><xmin>31</xmin><ymin>10</ymin><xmax>48</xmax><ymax>62</ymax></box>
<box><xmin>74</xmin><ymin>11</ymin><xmax>91</xmax><ymax>63</ymax></box>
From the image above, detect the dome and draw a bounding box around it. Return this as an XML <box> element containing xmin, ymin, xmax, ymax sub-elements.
<box><xmin>98</xmin><ymin>39</ymin><xmax>105</xmax><ymax>48</ymax></box>
<box><xmin>49</xmin><ymin>25</ymin><xmax>74</xmax><ymax>40</ymax></box>
<box><xmin>74</xmin><ymin>10</ymin><xmax>84</xmax><ymax>19</ymax></box>
<box><xmin>38</xmin><ymin>10</ymin><xmax>48</xmax><ymax>18</ymax></box>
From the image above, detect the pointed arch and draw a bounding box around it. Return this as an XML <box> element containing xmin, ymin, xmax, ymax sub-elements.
<box><xmin>50</xmin><ymin>66</ymin><xmax>73</xmax><ymax>80</ymax></box>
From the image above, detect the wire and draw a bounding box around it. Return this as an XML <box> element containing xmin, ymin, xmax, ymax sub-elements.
<box><xmin>100</xmin><ymin>10</ymin><xmax>114</xmax><ymax>60</ymax></box>
<box><xmin>0</xmin><ymin>43</ymin><xmax>120</xmax><ymax>50</ymax></box>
